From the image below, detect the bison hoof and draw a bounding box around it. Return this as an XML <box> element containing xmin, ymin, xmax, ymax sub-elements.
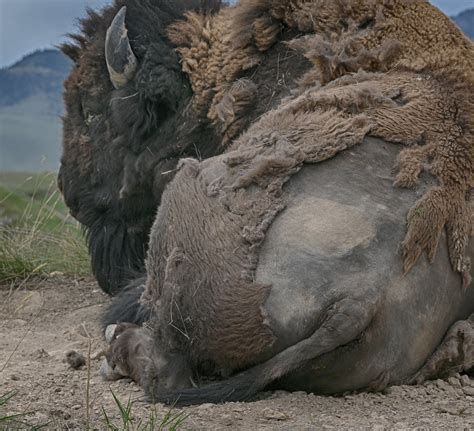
<box><xmin>100</xmin><ymin>358</ymin><xmax>128</xmax><ymax>381</ymax></box>
<box><xmin>105</xmin><ymin>324</ymin><xmax>118</xmax><ymax>344</ymax></box>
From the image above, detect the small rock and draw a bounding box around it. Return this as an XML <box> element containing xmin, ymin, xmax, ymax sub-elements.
<box><xmin>383</xmin><ymin>386</ymin><xmax>404</xmax><ymax>396</ymax></box>
<box><xmin>435</xmin><ymin>379</ymin><xmax>452</xmax><ymax>391</ymax></box>
<box><xmin>447</xmin><ymin>376</ymin><xmax>462</xmax><ymax>388</ymax></box>
<box><xmin>462</xmin><ymin>386</ymin><xmax>474</xmax><ymax>397</ymax></box>
<box><xmin>261</xmin><ymin>408</ymin><xmax>289</xmax><ymax>421</ymax></box>
<box><xmin>425</xmin><ymin>385</ymin><xmax>439</xmax><ymax>396</ymax></box>
<box><xmin>66</xmin><ymin>351</ymin><xmax>86</xmax><ymax>369</ymax></box>
<box><xmin>463</xmin><ymin>407</ymin><xmax>474</xmax><ymax>416</ymax></box>
<box><xmin>220</xmin><ymin>414</ymin><xmax>234</xmax><ymax>426</ymax></box>
<box><xmin>460</xmin><ymin>375</ymin><xmax>472</xmax><ymax>387</ymax></box>
<box><xmin>71</xmin><ymin>404</ymin><xmax>81</xmax><ymax>410</ymax></box>
<box><xmin>33</xmin><ymin>348</ymin><xmax>50</xmax><ymax>360</ymax></box>
<box><xmin>436</xmin><ymin>402</ymin><xmax>464</xmax><ymax>416</ymax></box>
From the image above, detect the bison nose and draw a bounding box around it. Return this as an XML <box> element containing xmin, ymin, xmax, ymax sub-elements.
<box><xmin>119</xmin><ymin>185</ymin><xmax>129</xmax><ymax>200</ymax></box>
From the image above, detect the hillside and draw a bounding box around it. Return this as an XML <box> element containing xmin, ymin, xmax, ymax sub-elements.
<box><xmin>0</xmin><ymin>50</ymin><xmax>72</xmax><ymax>172</ymax></box>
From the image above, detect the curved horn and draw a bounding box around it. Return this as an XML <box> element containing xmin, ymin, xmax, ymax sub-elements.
<box><xmin>105</xmin><ymin>6</ymin><xmax>137</xmax><ymax>89</ymax></box>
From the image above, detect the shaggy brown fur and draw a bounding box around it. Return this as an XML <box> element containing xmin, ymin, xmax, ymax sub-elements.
<box><xmin>169</xmin><ymin>0</ymin><xmax>474</xmax><ymax>284</ymax></box>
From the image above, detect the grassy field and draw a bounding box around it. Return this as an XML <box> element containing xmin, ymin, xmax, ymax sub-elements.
<box><xmin>0</xmin><ymin>171</ymin><xmax>90</xmax><ymax>282</ymax></box>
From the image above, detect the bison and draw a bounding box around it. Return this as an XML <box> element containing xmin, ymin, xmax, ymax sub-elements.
<box><xmin>60</xmin><ymin>0</ymin><xmax>474</xmax><ymax>405</ymax></box>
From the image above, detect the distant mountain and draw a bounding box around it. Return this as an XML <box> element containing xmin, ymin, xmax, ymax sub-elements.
<box><xmin>0</xmin><ymin>49</ymin><xmax>72</xmax><ymax>172</ymax></box>
<box><xmin>453</xmin><ymin>8</ymin><xmax>474</xmax><ymax>39</ymax></box>
<box><xmin>0</xmin><ymin>49</ymin><xmax>71</xmax><ymax>114</ymax></box>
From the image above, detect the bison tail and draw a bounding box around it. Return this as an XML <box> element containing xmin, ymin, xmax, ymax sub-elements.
<box><xmin>147</xmin><ymin>362</ymin><xmax>272</xmax><ymax>406</ymax></box>
<box><xmin>147</xmin><ymin>297</ymin><xmax>376</xmax><ymax>406</ymax></box>
<box><xmin>102</xmin><ymin>276</ymin><xmax>151</xmax><ymax>327</ymax></box>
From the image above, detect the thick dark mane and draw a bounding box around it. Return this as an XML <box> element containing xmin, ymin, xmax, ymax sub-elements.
<box><xmin>61</xmin><ymin>0</ymin><xmax>223</xmax><ymax>62</ymax></box>
<box><xmin>59</xmin><ymin>0</ymin><xmax>224</xmax><ymax>293</ymax></box>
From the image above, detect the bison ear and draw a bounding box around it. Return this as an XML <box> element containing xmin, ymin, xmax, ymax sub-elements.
<box><xmin>105</xmin><ymin>6</ymin><xmax>138</xmax><ymax>89</ymax></box>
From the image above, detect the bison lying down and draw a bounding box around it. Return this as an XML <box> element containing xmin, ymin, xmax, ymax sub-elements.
<box><xmin>102</xmin><ymin>136</ymin><xmax>474</xmax><ymax>404</ymax></box>
<box><xmin>60</xmin><ymin>0</ymin><xmax>474</xmax><ymax>404</ymax></box>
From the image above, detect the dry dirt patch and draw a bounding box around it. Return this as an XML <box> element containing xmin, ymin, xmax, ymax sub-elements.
<box><xmin>1</xmin><ymin>277</ymin><xmax>473</xmax><ymax>429</ymax></box>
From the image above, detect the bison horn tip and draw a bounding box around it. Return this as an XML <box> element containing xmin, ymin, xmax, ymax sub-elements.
<box><xmin>105</xmin><ymin>324</ymin><xmax>118</xmax><ymax>344</ymax></box>
<box><xmin>105</xmin><ymin>6</ymin><xmax>137</xmax><ymax>89</ymax></box>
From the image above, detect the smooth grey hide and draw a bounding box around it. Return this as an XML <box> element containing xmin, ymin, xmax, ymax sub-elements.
<box><xmin>256</xmin><ymin>137</ymin><xmax>474</xmax><ymax>393</ymax></box>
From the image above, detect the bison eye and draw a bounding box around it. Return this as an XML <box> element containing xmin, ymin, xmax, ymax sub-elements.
<box><xmin>81</xmin><ymin>101</ymin><xmax>101</xmax><ymax>127</ymax></box>
<box><xmin>85</xmin><ymin>112</ymin><xmax>95</xmax><ymax>126</ymax></box>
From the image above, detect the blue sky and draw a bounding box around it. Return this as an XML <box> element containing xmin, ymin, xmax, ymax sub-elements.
<box><xmin>0</xmin><ymin>0</ymin><xmax>472</xmax><ymax>68</ymax></box>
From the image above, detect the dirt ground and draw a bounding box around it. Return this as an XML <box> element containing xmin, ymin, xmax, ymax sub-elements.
<box><xmin>1</xmin><ymin>277</ymin><xmax>473</xmax><ymax>430</ymax></box>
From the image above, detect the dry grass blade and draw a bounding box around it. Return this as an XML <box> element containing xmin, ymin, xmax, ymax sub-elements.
<box><xmin>0</xmin><ymin>172</ymin><xmax>90</xmax><ymax>283</ymax></box>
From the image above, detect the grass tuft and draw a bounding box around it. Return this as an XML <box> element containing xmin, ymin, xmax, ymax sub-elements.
<box><xmin>102</xmin><ymin>390</ymin><xmax>189</xmax><ymax>431</ymax></box>
<box><xmin>0</xmin><ymin>171</ymin><xmax>90</xmax><ymax>283</ymax></box>
<box><xmin>0</xmin><ymin>390</ymin><xmax>48</xmax><ymax>429</ymax></box>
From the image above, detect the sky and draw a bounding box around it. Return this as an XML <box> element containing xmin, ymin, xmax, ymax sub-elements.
<box><xmin>0</xmin><ymin>0</ymin><xmax>472</xmax><ymax>68</ymax></box>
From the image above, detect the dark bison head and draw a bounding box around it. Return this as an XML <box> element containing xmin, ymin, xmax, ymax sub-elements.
<box><xmin>59</xmin><ymin>0</ymin><xmax>222</xmax><ymax>293</ymax></box>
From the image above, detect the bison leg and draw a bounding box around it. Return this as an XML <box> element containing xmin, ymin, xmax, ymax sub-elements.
<box><xmin>409</xmin><ymin>314</ymin><xmax>474</xmax><ymax>384</ymax></box>
<box><xmin>102</xmin><ymin>277</ymin><xmax>151</xmax><ymax>327</ymax></box>
<box><xmin>144</xmin><ymin>295</ymin><xmax>378</xmax><ymax>405</ymax></box>
<box><xmin>100</xmin><ymin>323</ymin><xmax>152</xmax><ymax>385</ymax></box>
<box><xmin>100</xmin><ymin>323</ymin><xmax>194</xmax><ymax>391</ymax></box>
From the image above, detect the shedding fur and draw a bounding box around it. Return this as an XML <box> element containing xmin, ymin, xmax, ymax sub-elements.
<box><xmin>170</xmin><ymin>0</ymin><xmax>474</xmax><ymax>284</ymax></box>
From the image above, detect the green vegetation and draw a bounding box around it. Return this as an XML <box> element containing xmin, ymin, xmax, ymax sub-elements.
<box><xmin>0</xmin><ymin>171</ymin><xmax>90</xmax><ymax>283</ymax></box>
<box><xmin>0</xmin><ymin>390</ymin><xmax>47</xmax><ymax>429</ymax></box>
<box><xmin>102</xmin><ymin>391</ymin><xmax>189</xmax><ymax>431</ymax></box>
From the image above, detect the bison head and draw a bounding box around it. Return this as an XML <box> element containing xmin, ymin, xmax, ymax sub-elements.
<box><xmin>59</xmin><ymin>0</ymin><xmax>222</xmax><ymax>293</ymax></box>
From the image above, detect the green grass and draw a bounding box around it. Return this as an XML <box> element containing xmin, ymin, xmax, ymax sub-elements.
<box><xmin>0</xmin><ymin>390</ymin><xmax>48</xmax><ymax>429</ymax></box>
<box><xmin>102</xmin><ymin>391</ymin><xmax>189</xmax><ymax>431</ymax></box>
<box><xmin>0</xmin><ymin>171</ymin><xmax>90</xmax><ymax>283</ymax></box>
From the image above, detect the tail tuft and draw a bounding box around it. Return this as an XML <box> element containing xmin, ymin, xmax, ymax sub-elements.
<box><xmin>146</xmin><ymin>364</ymin><xmax>271</xmax><ymax>406</ymax></box>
